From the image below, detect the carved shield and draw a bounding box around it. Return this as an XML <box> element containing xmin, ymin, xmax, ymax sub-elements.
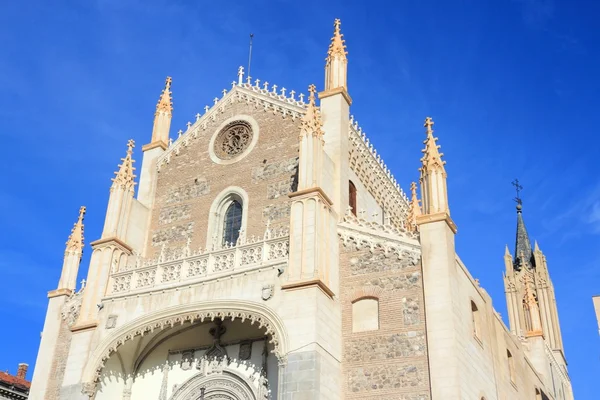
<box><xmin>261</xmin><ymin>284</ymin><xmax>274</xmax><ymax>301</ymax></box>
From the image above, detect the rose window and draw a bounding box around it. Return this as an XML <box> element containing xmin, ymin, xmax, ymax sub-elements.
<box><xmin>214</xmin><ymin>121</ymin><xmax>253</xmax><ymax>160</ymax></box>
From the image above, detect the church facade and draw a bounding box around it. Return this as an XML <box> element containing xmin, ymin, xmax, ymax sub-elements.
<box><xmin>29</xmin><ymin>20</ymin><xmax>573</xmax><ymax>400</ymax></box>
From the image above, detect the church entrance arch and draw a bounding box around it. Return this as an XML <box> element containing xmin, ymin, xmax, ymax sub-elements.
<box><xmin>169</xmin><ymin>358</ymin><xmax>269</xmax><ymax>400</ymax></box>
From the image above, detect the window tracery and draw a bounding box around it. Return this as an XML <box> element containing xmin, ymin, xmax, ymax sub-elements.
<box><xmin>214</xmin><ymin>121</ymin><xmax>253</xmax><ymax>160</ymax></box>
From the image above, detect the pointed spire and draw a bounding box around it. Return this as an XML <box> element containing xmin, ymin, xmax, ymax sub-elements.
<box><xmin>514</xmin><ymin>203</ymin><xmax>534</xmax><ymax>270</ymax></box>
<box><xmin>505</xmin><ymin>245</ymin><xmax>511</xmax><ymax>257</ymax></box>
<box><xmin>112</xmin><ymin>139</ymin><xmax>137</xmax><ymax>191</ymax></box>
<box><xmin>300</xmin><ymin>85</ymin><xmax>324</xmax><ymax>138</ymax></box>
<box><xmin>418</xmin><ymin>117</ymin><xmax>451</xmax><ymax>218</ymax></box>
<box><xmin>327</xmin><ymin>19</ymin><xmax>347</xmax><ymax>62</ymax></box>
<box><xmin>147</xmin><ymin>77</ymin><xmax>173</xmax><ymax>149</ymax></box>
<box><xmin>419</xmin><ymin>117</ymin><xmax>446</xmax><ymax>176</ymax></box>
<box><xmin>66</xmin><ymin>206</ymin><xmax>86</xmax><ymax>252</ymax></box>
<box><xmin>156</xmin><ymin>76</ymin><xmax>173</xmax><ymax>114</ymax></box>
<box><xmin>406</xmin><ymin>182</ymin><xmax>422</xmax><ymax>232</ymax></box>
<box><xmin>324</xmin><ymin>19</ymin><xmax>349</xmax><ymax>92</ymax></box>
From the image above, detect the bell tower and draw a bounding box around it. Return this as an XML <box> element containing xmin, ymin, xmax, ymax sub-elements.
<box><xmin>503</xmin><ymin>182</ymin><xmax>567</xmax><ymax>370</ymax></box>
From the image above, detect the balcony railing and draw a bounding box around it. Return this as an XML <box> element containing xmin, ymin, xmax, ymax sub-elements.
<box><xmin>107</xmin><ymin>233</ymin><xmax>289</xmax><ymax>297</ymax></box>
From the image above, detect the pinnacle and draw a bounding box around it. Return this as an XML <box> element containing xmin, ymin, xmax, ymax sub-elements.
<box><xmin>112</xmin><ymin>139</ymin><xmax>137</xmax><ymax>190</ymax></box>
<box><xmin>156</xmin><ymin>76</ymin><xmax>173</xmax><ymax>113</ymax></box>
<box><xmin>66</xmin><ymin>206</ymin><xmax>86</xmax><ymax>252</ymax></box>
<box><xmin>419</xmin><ymin>117</ymin><xmax>446</xmax><ymax>174</ymax></box>
<box><xmin>327</xmin><ymin>18</ymin><xmax>347</xmax><ymax>61</ymax></box>
<box><xmin>406</xmin><ymin>181</ymin><xmax>422</xmax><ymax>232</ymax></box>
<box><xmin>300</xmin><ymin>84</ymin><xmax>324</xmax><ymax>137</ymax></box>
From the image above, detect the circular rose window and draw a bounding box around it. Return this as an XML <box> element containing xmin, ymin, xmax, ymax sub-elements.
<box><xmin>214</xmin><ymin>121</ymin><xmax>253</xmax><ymax>160</ymax></box>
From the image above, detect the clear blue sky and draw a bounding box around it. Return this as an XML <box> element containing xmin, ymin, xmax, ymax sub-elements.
<box><xmin>0</xmin><ymin>0</ymin><xmax>597</xmax><ymax>397</ymax></box>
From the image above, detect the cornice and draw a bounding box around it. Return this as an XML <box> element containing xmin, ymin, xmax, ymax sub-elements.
<box><xmin>48</xmin><ymin>288</ymin><xmax>73</xmax><ymax>298</ymax></box>
<box><xmin>318</xmin><ymin>87</ymin><xmax>352</xmax><ymax>105</ymax></box>
<box><xmin>90</xmin><ymin>236</ymin><xmax>133</xmax><ymax>253</ymax></box>
<box><xmin>416</xmin><ymin>212</ymin><xmax>457</xmax><ymax>233</ymax></box>
<box><xmin>288</xmin><ymin>186</ymin><xmax>333</xmax><ymax>207</ymax></box>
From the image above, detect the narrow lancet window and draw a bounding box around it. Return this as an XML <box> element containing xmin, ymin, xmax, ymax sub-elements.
<box><xmin>349</xmin><ymin>181</ymin><xmax>357</xmax><ymax>216</ymax></box>
<box><xmin>223</xmin><ymin>200</ymin><xmax>243</xmax><ymax>246</ymax></box>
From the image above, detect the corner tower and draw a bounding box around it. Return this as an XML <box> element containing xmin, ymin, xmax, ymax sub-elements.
<box><xmin>503</xmin><ymin>199</ymin><xmax>567</xmax><ymax>368</ymax></box>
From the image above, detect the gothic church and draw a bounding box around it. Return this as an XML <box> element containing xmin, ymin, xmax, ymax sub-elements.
<box><xmin>30</xmin><ymin>19</ymin><xmax>573</xmax><ymax>400</ymax></box>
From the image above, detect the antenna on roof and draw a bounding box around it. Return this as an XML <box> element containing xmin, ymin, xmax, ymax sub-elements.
<box><xmin>248</xmin><ymin>33</ymin><xmax>254</xmax><ymax>80</ymax></box>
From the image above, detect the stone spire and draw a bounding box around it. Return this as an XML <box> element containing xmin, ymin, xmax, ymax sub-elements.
<box><xmin>514</xmin><ymin>203</ymin><xmax>534</xmax><ymax>270</ymax></box>
<box><xmin>300</xmin><ymin>85</ymin><xmax>324</xmax><ymax>138</ymax></box>
<box><xmin>406</xmin><ymin>182</ymin><xmax>422</xmax><ymax>232</ymax></box>
<box><xmin>297</xmin><ymin>84</ymin><xmax>326</xmax><ymax>190</ymax></box>
<box><xmin>65</xmin><ymin>206</ymin><xmax>86</xmax><ymax>252</ymax></box>
<box><xmin>57</xmin><ymin>206</ymin><xmax>87</xmax><ymax>292</ymax></box>
<box><xmin>146</xmin><ymin>77</ymin><xmax>173</xmax><ymax>150</ymax></box>
<box><xmin>112</xmin><ymin>139</ymin><xmax>136</xmax><ymax>191</ymax></box>
<box><xmin>418</xmin><ymin>117</ymin><xmax>450</xmax><ymax>218</ymax></box>
<box><xmin>420</xmin><ymin>117</ymin><xmax>447</xmax><ymax>176</ymax></box>
<box><xmin>324</xmin><ymin>19</ymin><xmax>348</xmax><ymax>93</ymax></box>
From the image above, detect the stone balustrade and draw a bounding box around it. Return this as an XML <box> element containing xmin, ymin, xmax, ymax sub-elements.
<box><xmin>107</xmin><ymin>236</ymin><xmax>289</xmax><ymax>297</ymax></box>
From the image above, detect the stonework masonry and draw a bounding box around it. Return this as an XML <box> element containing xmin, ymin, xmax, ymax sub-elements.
<box><xmin>29</xmin><ymin>18</ymin><xmax>573</xmax><ymax>400</ymax></box>
<box><xmin>147</xmin><ymin>102</ymin><xmax>300</xmax><ymax>259</ymax></box>
<box><xmin>340</xmin><ymin>243</ymin><xmax>430</xmax><ymax>399</ymax></box>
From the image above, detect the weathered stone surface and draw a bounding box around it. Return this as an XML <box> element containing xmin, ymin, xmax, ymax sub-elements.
<box><xmin>252</xmin><ymin>157</ymin><xmax>298</xmax><ymax>182</ymax></box>
<box><xmin>356</xmin><ymin>395</ymin><xmax>429</xmax><ymax>400</ymax></box>
<box><xmin>267</xmin><ymin>179</ymin><xmax>294</xmax><ymax>199</ymax></box>
<box><xmin>159</xmin><ymin>204</ymin><xmax>191</xmax><ymax>225</ymax></box>
<box><xmin>349</xmin><ymin>252</ymin><xmax>417</xmax><ymax>276</ymax></box>
<box><xmin>345</xmin><ymin>331</ymin><xmax>426</xmax><ymax>362</ymax></box>
<box><xmin>263</xmin><ymin>203</ymin><xmax>291</xmax><ymax>222</ymax></box>
<box><xmin>402</xmin><ymin>297</ymin><xmax>420</xmax><ymax>325</ymax></box>
<box><xmin>348</xmin><ymin>364</ymin><xmax>424</xmax><ymax>392</ymax></box>
<box><xmin>152</xmin><ymin>223</ymin><xmax>194</xmax><ymax>247</ymax></box>
<box><xmin>165</xmin><ymin>178</ymin><xmax>209</xmax><ymax>204</ymax></box>
<box><xmin>363</xmin><ymin>272</ymin><xmax>421</xmax><ymax>291</ymax></box>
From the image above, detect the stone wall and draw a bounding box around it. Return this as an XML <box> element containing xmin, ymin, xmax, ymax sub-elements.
<box><xmin>147</xmin><ymin>102</ymin><xmax>300</xmax><ymax>258</ymax></box>
<box><xmin>340</xmin><ymin>241</ymin><xmax>430</xmax><ymax>400</ymax></box>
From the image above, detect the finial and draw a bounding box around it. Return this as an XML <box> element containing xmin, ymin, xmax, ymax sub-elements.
<box><xmin>406</xmin><ymin>181</ymin><xmax>422</xmax><ymax>232</ymax></box>
<box><xmin>512</xmin><ymin>179</ymin><xmax>523</xmax><ymax>211</ymax></box>
<box><xmin>126</xmin><ymin>139</ymin><xmax>134</xmax><ymax>155</ymax></box>
<box><xmin>195</xmin><ymin>113</ymin><xmax>201</xmax><ymax>121</ymax></box>
<box><xmin>424</xmin><ymin>117</ymin><xmax>434</xmax><ymax>136</ymax></box>
<box><xmin>308</xmin><ymin>84</ymin><xmax>316</xmax><ymax>105</ymax></box>
<box><xmin>327</xmin><ymin>19</ymin><xmax>347</xmax><ymax>61</ymax></box>
<box><xmin>237</xmin><ymin>66</ymin><xmax>244</xmax><ymax>85</ymax></box>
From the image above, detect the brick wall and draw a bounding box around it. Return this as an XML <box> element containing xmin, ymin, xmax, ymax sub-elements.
<box><xmin>45</xmin><ymin>319</ymin><xmax>72</xmax><ymax>400</ymax></box>
<box><xmin>340</xmin><ymin>243</ymin><xmax>431</xmax><ymax>400</ymax></box>
<box><xmin>147</xmin><ymin>103</ymin><xmax>300</xmax><ymax>258</ymax></box>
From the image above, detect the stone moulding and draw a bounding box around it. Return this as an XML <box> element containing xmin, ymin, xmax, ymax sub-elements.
<box><xmin>81</xmin><ymin>300</ymin><xmax>289</xmax><ymax>387</ymax></box>
<box><xmin>338</xmin><ymin>225</ymin><xmax>421</xmax><ymax>262</ymax></box>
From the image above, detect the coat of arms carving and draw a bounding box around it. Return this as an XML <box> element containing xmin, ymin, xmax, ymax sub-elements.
<box><xmin>261</xmin><ymin>284</ymin><xmax>274</xmax><ymax>301</ymax></box>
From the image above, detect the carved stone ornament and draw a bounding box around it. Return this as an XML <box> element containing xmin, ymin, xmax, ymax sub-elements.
<box><xmin>61</xmin><ymin>291</ymin><xmax>84</xmax><ymax>328</ymax></box>
<box><xmin>181</xmin><ymin>350</ymin><xmax>194</xmax><ymax>371</ymax></box>
<box><xmin>105</xmin><ymin>315</ymin><xmax>118</xmax><ymax>329</ymax></box>
<box><xmin>169</xmin><ymin>358</ymin><xmax>269</xmax><ymax>400</ymax></box>
<box><xmin>261</xmin><ymin>285</ymin><xmax>274</xmax><ymax>301</ymax></box>
<box><xmin>81</xmin><ymin>381</ymin><xmax>97</xmax><ymax>398</ymax></box>
<box><xmin>239</xmin><ymin>341</ymin><xmax>252</xmax><ymax>360</ymax></box>
<box><xmin>214</xmin><ymin>121</ymin><xmax>253</xmax><ymax>160</ymax></box>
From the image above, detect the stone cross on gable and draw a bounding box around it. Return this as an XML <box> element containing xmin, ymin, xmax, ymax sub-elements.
<box><xmin>80</xmin><ymin>279</ymin><xmax>86</xmax><ymax>289</ymax></box>
<box><xmin>424</xmin><ymin>117</ymin><xmax>434</xmax><ymax>135</ymax></box>
<box><xmin>196</xmin><ymin>113</ymin><xmax>201</xmax><ymax>121</ymax></box>
<box><xmin>299</xmin><ymin>93</ymin><xmax>305</xmax><ymax>103</ymax></box>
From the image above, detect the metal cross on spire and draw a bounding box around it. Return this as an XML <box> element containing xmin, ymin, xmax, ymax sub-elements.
<box><xmin>512</xmin><ymin>179</ymin><xmax>523</xmax><ymax>206</ymax></box>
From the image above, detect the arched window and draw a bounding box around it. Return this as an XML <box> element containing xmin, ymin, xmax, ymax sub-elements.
<box><xmin>207</xmin><ymin>187</ymin><xmax>249</xmax><ymax>249</ymax></box>
<box><xmin>222</xmin><ymin>200</ymin><xmax>243</xmax><ymax>246</ymax></box>
<box><xmin>349</xmin><ymin>181</ymin><xmax>357</xmax><ymax>216</ymax></box>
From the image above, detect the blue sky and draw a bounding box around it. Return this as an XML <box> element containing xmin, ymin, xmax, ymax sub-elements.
<box><xmin>0</xmin><ymin>0</ymin><xmax>598</xmax><ymax>397</ymax></box>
